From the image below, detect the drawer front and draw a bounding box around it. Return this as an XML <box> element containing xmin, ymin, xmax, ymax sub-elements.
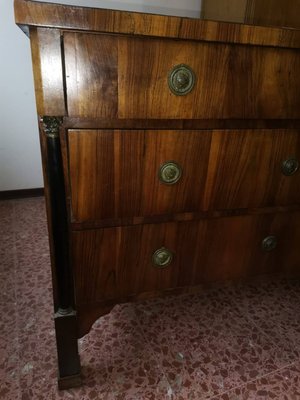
<box><xmin>68</xmin><ymin>129</ymin><xmax>300</xmax><ymax>222</ymax></box>
<box><xmin>64</xmin><ymin>32</ymin><xmax>300</xmax><ymax>119</ymax></box>
<box><xmin>206</xmin><ymin>129</ymin><xmax>300</xmax><ymax>210</ymax></box>
<box><xmin>68</xmin><ymin>129</ymin><xmax>212</xmax><ymax>221</ymax></box>
<box><xmin>72</xmin><ymin>212</ymin><xmax>300</xmax><ymax>304</ymax></box>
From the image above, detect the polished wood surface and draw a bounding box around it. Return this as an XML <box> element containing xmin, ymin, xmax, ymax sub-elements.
<box><xmin>64</xmin><ymin>32</ymin><xmax>300</xmax><ymax>119</ymax></box>
<box><xmin>14</xmin><ymin>0</ymin><xmax>300</xmax><ymax>49</ymax></box>
<box><xmin>64</xmin><ymin>34</ymin><xmax>118</xmax><ymax>119</ymax></box>
<box><xmin>68</xmin><ymin>129</ymin><xmax>300</xmax><ymax>222</ymax></box>
<box><xmin>64</xmin><ymin>118</ymin><xmax>300</xmax><ymax>131</ymax></box>
<box><xmin>201</xmin><ymin>0</ymin><xmax>300</xmax><ymax>30</ymax></box>
<box><xmin>68</xmin><ymin>129</ymin><xmax>211</xmax><ymax>221</ymax></box>
<box><xmin>201</xmin><ymin>0</ymin><xmax>249</xmax><ymax>23</ymax></box>
<box><xmin>118</xmin><ymin>36</ymin><xmax>300</xmax><ymax>119</ymax></box>
<box><xmin>30</xmin><ymin>27</ymin><xmax>65</xmax><ymax>116</ymax></box>
<box><xmin>14</xmin><ymin>0</ymin><xmax>300</xmax><ymax>388</ymax></box>
<box><xmin>72</xmin><ymin>212</ymin><xmax>300</xmax><ymax>306</ymax></box>
<box><xmin>247</xmin><ymin>0</ymin><xmax>300</xmax><ymax>29</ymax></box>
<box><xmin>205</xmin><ymin>129</ymin><xmax>300</xmax><ymax>209</ymax></box>
<box><xmin>69</xmin><ymin>206</ymin><xmax>300</xmax><ymax>231</ymax></box>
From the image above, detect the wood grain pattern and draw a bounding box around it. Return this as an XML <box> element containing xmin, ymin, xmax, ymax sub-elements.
<box><xmin>68</xmin><ymin>129</ymin><xmax>211</xmax><ymax>221</ymax></box>
<box><xmin>30</xmin><ymin>27</ymin><xmax>65</xmax><ymax>116</ymax></box>
<box><xmin>64</xmin><ymin>117</ymin><xmax>300</xmax><ymax>131</ymax></box>
<box><xmin>14</xmin><ymin>0</ymin><xmax>300</xmax><ymax>49</ymax></box>
<box><xmin>118</xmin><ymin>36</ymin><xmax>300</xmax><ymax>119</ymax></box>
<box><xmin>69</xmin><ymin>205</ymin><xmax>300</xmax><ymax>231</ymax></box>
<box><xmin>205</xmin><ymin>129</ymin><xmax>300</xmax><ymax>209</ymax></box>
<box><xmin>246</xmin><ymin>0</ymin><xmax>300</xmax><ymax>30</ymax></box>
<box><xmin>201</xmin><ymin>0</ymin><xmax>249</xmax><ymax>23</ymax></box>
<box><xmin>201</xmin><ymin>0</ymin><xmax>300</xmax><ymax>30</ymax></box>
<box><xmin>16</xmin><ymin>0</ymin><xmax>300</xmax><ymax>386</ymax></box>
<box><xmin>67</xmin><ymin>129</ymin><xmax>300</xmax><ymax>223</ymax></box>
<box><xmin>64</xmin><ymin>33</ymin><xmax>118</xmax><ymax>119</ymax></box>
<box><xmin>72</xmin><ymin>212</ymin><xmax>300</xmax><ymax>308</ymax></box>
<box><xmin>63</xmin><ymin>32</ymin><xmax>300</xmax><ymax>119</ymax></box>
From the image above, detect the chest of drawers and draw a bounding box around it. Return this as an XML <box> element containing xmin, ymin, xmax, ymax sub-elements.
<box><xmin>15</xmin><ymin>0</ymin><xmax>300</xmax><ymax>389</ymax></box>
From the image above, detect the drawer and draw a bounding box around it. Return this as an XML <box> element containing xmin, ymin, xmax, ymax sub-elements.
<box><xmin>72</xmin><ymin>212</ymin><xmax>300</xmax><ymax>305</ymax></box>
<box><xmin>67</xmin><ymin>129</ymin><xmax>300</xmax><ymax>222</ymax></box>
<box><xmin>64</xmin><ymin>32</ymin><xmax>300</xmax><ymax>119</ymax></box>
<box><xmin>206</xmin><ymin>129</ymin><xmax>300</xmax><ymax>210</ymax></box>
<box><xmin>68</xmin><ymin>129</ymin><xmax>212</xmax><ymax>221</ymax></box>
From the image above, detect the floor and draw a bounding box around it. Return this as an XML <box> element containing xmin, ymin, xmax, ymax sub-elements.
<box><xmin>1</xmin><ymin>197</ymin><xmax>300</xmax><ymax>399</ymax></box>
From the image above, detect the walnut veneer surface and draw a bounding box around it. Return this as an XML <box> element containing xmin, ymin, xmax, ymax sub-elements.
<box><xmin>14</xmin><ymin>0</ymin><xmax>300</xmax><ymax>389</ymax></box>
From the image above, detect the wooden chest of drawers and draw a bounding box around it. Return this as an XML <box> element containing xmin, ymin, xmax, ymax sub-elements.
<box><xmin>15</xmin><ymin>0</ymin><xmax>300</xmax><ymax>389</ymax></box>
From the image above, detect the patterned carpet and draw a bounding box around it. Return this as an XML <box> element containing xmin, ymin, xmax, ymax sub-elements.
<box><xmin>1</xmin><ymin>196</ymin><xmax>300</xmax><ymax>399</ymax></box>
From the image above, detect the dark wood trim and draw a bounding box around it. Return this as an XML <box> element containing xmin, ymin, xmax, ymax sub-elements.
<box><xmin>245</xmin><ymin>0</ymin><xmax>256</xmax><ymax>24</ymax></box>
<box><xmin>55</xmin><ymin>310</ymin><xmax>82</xmax><ymax>389</ymax></box>
<box><xmin>0</xmin><ymin>188</ymin><xmax>44</xmax><ymax>200</ymax></box>
<box><xmin>245</xmin><ymin>0</ymin><xmax>300</xmax><ymax>30</ymax></box>
<box><xmin>39</xmin><ymin>116</ymin><xmax>81</xmax><ymax>385</ymax></box>
<box><xmin>40</xmin><ymin>116</ymin><xmax>74</xmax><ymax>311</ymax></box>
<box><xmin>14</xmin><ymin>0</ymin><xmax>300</xmax><ymax>49</ymax></box>
<box><xmin>70</xmin><ymin>205</ymin><xmax>300</xmax><ymax>231</ymax></box>
<box><xmin>65</xmin><ymin>118</ymin><xmax>300</xmax><ymax>131</ymax></box>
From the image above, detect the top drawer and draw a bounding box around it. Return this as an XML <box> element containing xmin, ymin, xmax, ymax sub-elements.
<box><xmin>64</xmin><ymin>32</ymin><xmax>300</xmax><ymax>120</ymax></box>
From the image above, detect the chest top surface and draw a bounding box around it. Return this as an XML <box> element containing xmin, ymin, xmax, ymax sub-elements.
<box><xmin>14</xmin><ymin>0</ymin><xmax>300</xmax><ymax>49</ymax></box>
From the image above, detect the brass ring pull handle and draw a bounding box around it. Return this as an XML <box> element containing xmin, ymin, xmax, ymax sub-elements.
<box><xmin>152</xmin><ymin>247</ymin><xmax>173</xmax><ymax>267</ymax></box>
<box><xmin>168</xmin><ymin>64</ymin><xmax>195</xmax><ymax>96</ymax></box>
<box><xmin>261</xmin><ymin>236</ymin><xmax>277</xmax><ymax>252</ymax></box>
<box><xmin>159</xmin><ymin>161</ymin><xmax>182</xmax><ymax>185</ymax></box>
<box><xmin>281</xmin><ymin>158</ymin><xmax>299</xmax><ymax>176</ymax></box>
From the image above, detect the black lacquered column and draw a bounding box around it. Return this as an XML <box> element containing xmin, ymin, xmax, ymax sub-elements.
<box><xmin>41</xmin><ymin>116</ymin><xmax>81</xmax><ymax>389</ymax></box>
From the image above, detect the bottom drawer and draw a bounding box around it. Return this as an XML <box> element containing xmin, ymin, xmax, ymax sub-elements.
<box><xmin>72</xmin><ymin>212</ymin><xmax>300</xmax><ymax>305</ymax></box>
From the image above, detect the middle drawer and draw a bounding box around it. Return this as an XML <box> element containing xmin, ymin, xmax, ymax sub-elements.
<box><xmin>67</xmin><ymin>129</ymin><xmax>300</xmax><ymax>222</ymax></box>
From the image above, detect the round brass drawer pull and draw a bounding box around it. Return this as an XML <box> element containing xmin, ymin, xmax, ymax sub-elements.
<box><xmin>281</xmin><ymin>158</ymin><xmax>299</xmax><ymax>176</ymax></box>
<box><xmin>152</xmin><ymin>247</ymin><xmax>173</xmax><ymax>267</ymax></box>
<box><xmin>261</xmin><ymin>236</ymin><xmax>277</xmax><ymax>252</ymax></box>
<box><xmin>159</xmin><ymin>161</ymin><xmax>182</xmax><ymax>185</ymax></box>
<box><xmin>168</xmin><ymin>64</ymin><xmax>195</xmax><ymax>96</ymax></box>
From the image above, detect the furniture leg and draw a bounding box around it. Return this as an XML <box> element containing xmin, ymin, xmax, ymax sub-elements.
<box><xmin>55</xmin><ymin>309</ymin><xmax>82</xmax><ymax>390</ymax></box>
<box><xmin>41</xmin><ymin>117</ymin><xmax>82</xmax><ymax>388</ymax></box>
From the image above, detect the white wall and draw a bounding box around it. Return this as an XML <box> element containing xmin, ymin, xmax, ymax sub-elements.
<box><xmin>0</xmin><ymin>0</ymin><xmax>201</xmax><ymax>191</ymax></box>
<box><xmin>0</xmin><ymin>0</ymin><xmax>42</xmax><ymax>191</ymax></box>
